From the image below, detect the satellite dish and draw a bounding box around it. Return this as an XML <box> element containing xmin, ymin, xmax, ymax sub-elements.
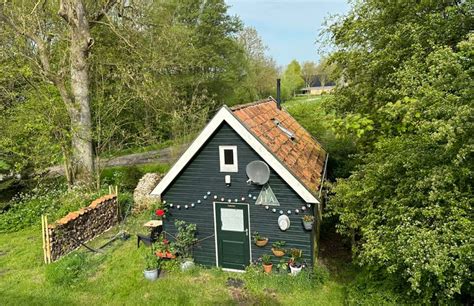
<box><xmin>246</xmin><ymin>161</ymin><xmax>270</xmax><ymax>185</ymax></box>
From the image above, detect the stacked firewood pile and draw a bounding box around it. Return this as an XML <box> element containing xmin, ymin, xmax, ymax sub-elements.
<box><xmin>47</xmin><ymin>194</ymin><xmax>118</xmax><ymax>261</ymax></box>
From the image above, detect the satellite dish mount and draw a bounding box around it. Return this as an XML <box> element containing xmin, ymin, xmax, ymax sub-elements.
<box><xmin>246</xmin><ymin>161</ymin><xmax>270</xmax><ymax>185</ymax></box>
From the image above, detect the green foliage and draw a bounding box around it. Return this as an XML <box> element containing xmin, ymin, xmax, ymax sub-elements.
<box><xmin>100</xmin><ymin>164</ymin><xmax>170</xmax><ymax>192</ymax></box>
<box><xmin>261</xmin><ymin>254</ymin><xmax>272</xmax><ymax>265</ymax></box>
<box><xmin>281</xmin><ymin>60</ymin><xmax>305</xmax><ymax>100</ymax></box>
<box><xmin>271</xmin><ymin>240</ymin><xmax>286</xmax><ymax>250</ymax></box>
<box><xmin>173</xmin><ymin>220</ymin><xmax>198</xmax><ymax>259</ymax></box>
<box><xmin>45</xmin><ymin>253</ymin><xmax>91</xmax><ymax>287</ymax></box>
<box><xmin>326</xmin><ymin>0</ymin><xmax>474</xmax><ymax>301</ymax></box>
<box><xmin>233</xmin><ymin>27</ymin><xmax>278</xmax><ymax>103</ymax></box>
<box><xmin>285</xmin><ymin>96</ymin><xmax>358</xmax><ymax>178</ymax></box>
<box><xmin>141</xmin><ymin>246</ymin><xmax>160</xmax><ymax>270</ymax></box>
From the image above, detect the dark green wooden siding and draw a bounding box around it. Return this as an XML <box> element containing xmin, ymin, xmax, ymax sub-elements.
<box><xmin>162</xmin><ymin>123</ymin><xmax>314</xmax><ymax>267</ymax></box>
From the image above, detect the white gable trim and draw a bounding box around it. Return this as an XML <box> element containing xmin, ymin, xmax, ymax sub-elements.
<box><xmin>150</xmin><ymin>106</ymin><xmax>319</xmax><ymax>204</ymax></box>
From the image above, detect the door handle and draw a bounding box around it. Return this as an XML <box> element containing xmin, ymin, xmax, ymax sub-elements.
<box><xmin>245</xmin><ymin>229</ymin><xmax>248</xmax><ymax>236</ymax></box>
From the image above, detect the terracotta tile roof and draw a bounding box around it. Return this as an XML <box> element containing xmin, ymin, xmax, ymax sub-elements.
<box><xmin>232</xmin><ymin>99</ymin><xmax>327</xmax><ymax>192</ymax></box>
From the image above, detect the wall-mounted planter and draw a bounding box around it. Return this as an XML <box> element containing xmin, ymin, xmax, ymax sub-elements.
<box><xmin>303</xmin><ymin>221</ymin><xmax>314</xmax><ymax>231</ymax></box>
<box><xmin>255</xmin><ymin>238</ymin><xmax>269</xmax><ymax>247</ymax></box>
<box><xmin>271</xmin><ymin>248</ymin><xmax>285</xmax><ymax>257</ymax></box>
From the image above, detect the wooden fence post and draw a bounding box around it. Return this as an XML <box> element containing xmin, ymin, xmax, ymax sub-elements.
<box><xmin>41</xmin><ymin>215</ymin><xmax>47</xmax><ymax>264</ymax></box>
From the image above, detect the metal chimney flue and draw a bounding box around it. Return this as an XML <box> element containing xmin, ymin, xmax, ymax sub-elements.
<box><xmin>276</xmin><ymin>78</ymin><xmax>281</xmax><ymax>109</ymax></box>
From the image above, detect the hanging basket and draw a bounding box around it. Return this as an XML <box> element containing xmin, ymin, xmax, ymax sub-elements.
<box><xmin>271</xmin><ymin>248</ymin><xmax>285</xmax><ymax>257</ymax></box>
<box><xmin>255</xmin><ymin>238</ymin><xmax>268</xmax><ymax>247</ymax></box>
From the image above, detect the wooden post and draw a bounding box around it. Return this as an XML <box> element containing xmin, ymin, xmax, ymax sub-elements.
<box><xmin>41</xmin><ymin>215</ymin><xmax>47</xmax><ymax>264</ymax></box>
<box><xmin>45</xmin><ymin>215</ymin><xmax>51</xmax><ymax>264</ymax></box>
<box><xmin>115</xmin><ymin>185</ymin><xmax>120</xmax><ymax>222</ymax></box>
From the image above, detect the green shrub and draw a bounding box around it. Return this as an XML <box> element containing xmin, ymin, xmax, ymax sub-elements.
<box><xmin>0</xmin><ymin>185</ymin><xmax>104</xmax><ymax>233</ymax></box>
<box><xmin>45</xmin><ymin>253</ymin><xmax>89</xmax><ymax>286</ymax></box>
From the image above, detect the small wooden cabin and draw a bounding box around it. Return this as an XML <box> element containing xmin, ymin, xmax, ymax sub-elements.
<box><xmin>151</xmin><ymin>98</ymin><xmax>328</xmax><ymax>271</ymax></box>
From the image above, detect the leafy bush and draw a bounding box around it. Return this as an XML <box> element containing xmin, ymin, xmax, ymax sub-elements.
<box><xmin>0</xmin><ymin>185</ymin><xmax>104</xmax><ymax>233</ymax></box>
<box><xmin>100</xmin><ymin>164</ymin><xmax>170</xmax><ymax>192</ymax></box>
<box><xmin>45</xmin><ymin>253</ymin><xmax>89</xmax><ymax>286</ymax></box>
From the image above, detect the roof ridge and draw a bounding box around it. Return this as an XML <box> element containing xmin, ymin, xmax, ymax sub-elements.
<box><xmin>230</xmin><ymin>97</ymin><xmax>275</xmax><ymax>111</ymax></box>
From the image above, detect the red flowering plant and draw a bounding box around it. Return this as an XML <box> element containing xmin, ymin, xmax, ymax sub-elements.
<box><xmin>155</xmin><ymin>236</ymin><xmax>176</xmax><ymax>259</ymax></box>
<box><xmin>150</xmin><ymin>201</ymin><xmax>168</xmax><ymax>220</ymax></box>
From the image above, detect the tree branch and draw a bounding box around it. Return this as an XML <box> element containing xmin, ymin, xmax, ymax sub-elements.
<box><xmin>90</xmin><ymin>0</ymin><xmax>118</xmax><ymax>28</ymax></box>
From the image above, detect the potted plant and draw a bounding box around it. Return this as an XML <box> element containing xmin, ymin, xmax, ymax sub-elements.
<box><xmin>302</xmin><ymin>215</ymin><xmax>314</xmax><ymax>230</ymax></box>
<box><xmin>174</xmin><ymin>220</ymin><xmax>198</xmax><ymax>271</ymax></box>
<box><xmin>271</xmin><ymin>240</ymin><xmax>286</xmax><ymax>257</ymax></box>
<box><xmin>143</xmin><ymin>247</ymin><xmax>161</xmax><ymax>281</ymax></box>
<box><xmin>262</xmin><ymin>254</ymin><xmax>273</xmax><ymax>274</ymax></box>
<box><xmin>289</xmin><ymin>248</ymin><xmax>303</xmax><ymax>275</ymax></box>
<box><xmin>252</xmin><ymin>231</ymin><xmax>268</xmax><ymax>247</ymax></box>
<box><xmin>155</xmin><ymin>237</ymin><xmax>177</xmax><ymax>259</ymax></box>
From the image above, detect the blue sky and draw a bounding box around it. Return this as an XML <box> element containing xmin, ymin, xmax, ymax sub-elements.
<box><xmin>226</xmin><ymin>0</ymin><xmax>350</xmax><ymax>67</ymax></box>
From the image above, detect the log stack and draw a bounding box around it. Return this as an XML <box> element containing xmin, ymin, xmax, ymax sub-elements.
<box><xmin>47</xmin><ymin>194</ymin><xmax>118</xmax><ymax>261</ymax></box>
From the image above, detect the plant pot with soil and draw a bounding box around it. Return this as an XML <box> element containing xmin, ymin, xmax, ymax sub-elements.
<box><xmin>252</xmin><ymin>231</ymin><xmax>268</xmax><ymax>247</ymax></box>
<box><xmin>262</xmin><ymin>254</ymin><xmax>273</xmax><ymax>274</ymax></box>
<box><xmin>302</xmin><ymin>215</ymin><xmax>314</xmax><ymax>231</ymax></box>
<box><xmin>142</xmin><ymin>247</ymin><xmax>161</xmax><ymax>281</ymax></box>
<box><xmin>289</xmin><ymin>248</ymin><xmax>303</xmax><ymax>276</ymax></box>
<box><xmin>271</xmin><ymin>240</ymin><xmax>286</xmax><ymax>257</ymax></box>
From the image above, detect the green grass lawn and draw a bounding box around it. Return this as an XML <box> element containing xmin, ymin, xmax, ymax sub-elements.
<box><xmin>0</xmin><ymin>211</ymin><xmax>350</xmax><ymax>305</ymax></box>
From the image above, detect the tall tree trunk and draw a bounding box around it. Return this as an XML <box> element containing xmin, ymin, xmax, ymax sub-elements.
<box><xmin>69</xmin><ymin>2</ymin><xmax>95</xmax><ymax>185</ymax></box>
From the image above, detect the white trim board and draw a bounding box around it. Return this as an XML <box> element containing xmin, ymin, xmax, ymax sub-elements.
<box><xmin>150</xmin><ymin>106</ymin><xmax>319</xmax><ymax>204</ymax></box>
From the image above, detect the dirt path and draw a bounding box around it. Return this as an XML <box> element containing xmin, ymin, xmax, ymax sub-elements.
<box><xmin>45</xmin><ymin>144</ymin><xmax>188</xmax><ymax>177</ymax></box>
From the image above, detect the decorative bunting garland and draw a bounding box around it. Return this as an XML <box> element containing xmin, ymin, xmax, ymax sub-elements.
<box><xmin>164</xmin><ymin>191</ymin><xmax>312</xmax><ymax>216</ymax></box>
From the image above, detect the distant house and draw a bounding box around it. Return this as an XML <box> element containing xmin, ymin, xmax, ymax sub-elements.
<box><xmin>300</xmin><ymin>86</ymin><xmax>335</xmax><ymax>95</ymax></box>
<box><xmin>151</xmin><ymin>98</ymin><xmax>328</xmax><ymax>271</ymax></box>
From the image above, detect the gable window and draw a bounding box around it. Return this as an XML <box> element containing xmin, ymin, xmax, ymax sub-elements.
<box><xmin>219</xmin><ymin>145</ymin><xmax>238</xmax><ymax>172</ymax></box>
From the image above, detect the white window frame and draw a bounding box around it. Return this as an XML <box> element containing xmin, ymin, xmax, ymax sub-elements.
<box><xmin>219</xmin><ymin>145</ymin><xmax>238</xmax><ymax>172</ymax></box>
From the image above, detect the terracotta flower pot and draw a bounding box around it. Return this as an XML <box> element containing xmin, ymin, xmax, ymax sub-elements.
<box><xmin>271</xmin><ymin>248</ymin><xmax>285</xmax><ymax>257</ymax></box>
<box><xmin>255</xmin><ymin>238</ymin><xmax>268</xmax><ymax>247</ymax></box>
<box><xmin>263</xmin><ymin>263</ymin><xmax>273</xmax><ymax>274</ymax></box>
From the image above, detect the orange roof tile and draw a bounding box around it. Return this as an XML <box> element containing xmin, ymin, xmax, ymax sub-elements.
<box><xmin>232</xmin><ymin>99</ymin><xmax>327</xmax><ymax>192</ymax></box>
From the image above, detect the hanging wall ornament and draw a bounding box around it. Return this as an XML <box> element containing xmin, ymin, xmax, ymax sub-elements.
<box><xmin>265</xmin><ymin>205</ymin><xmax>269</xmax><ymax>210</ymax></box>
<box><xmin>207</xmin><ymin>191</ymin><xmax>211</xmax><ymax>195</ymax></box>
<box><xmin>241</xmin><ymin>197</ymin><xmax>245</xmax><ymax>201</ymax></box>
<box><xmin>252</xmin><ymin>196</ymin><xmax>257</xmax><ymax>200</ymax></box>
<box><xmin>287</xmin><ymin>210</ymin><xmax>292</xmax><ymax>215</ymax></box>
<box><xmin>272</xmin><ymin>208</ymin><xmax>277</xmax><ymax>213</ymax></box>
<box><xmin>221</xmin><ymin>197</ymin><xmax>225</xmax><ymax>201</ymax></box>
<box><xmin>163</xmin><ymin>200</ymin><xmax>167</xmax><ymax>204</ymax></box>
<box><xmin>185</xmin><ymin>204</ymin><xmax>189</xmax><ymax>209</ymax></box>
<box><xmin>295</xmin><ymin>209</ymin><xmax>299</xmax><ymax>214</ymax></box>
<box><xmin>214</xmin><ymin>195</ymin><xmax>218</xmax><ymax>199</ymax></box>
<box><xmin>248</xmin><ymin>194</ymin><xmax>252</xmax><ymax>198</ymax></box>
<box><xmin>191</xmin><ymin>203</ymin><xmax>195</xmax><ymax>207</ymax></box>
<box><xmin>279</xmin><ymin>210</ymin><xmax>284</xmax><ymax>215</ymax></box>
<box><xmin>306</xmin><ymin>203</ymin><xmax>311</xmax><ymax>208</ymax></box>
<box><xmin>197</xmin><ymin>200</ymin><xmax>201</xmax><ymax>204</ymax></box>
<box><xmin>177</xmin><ymin>205</ymin><xmax>181</xmax><ymax>209</ymax></box>
<box><xmin>203</xmin><ymin>195</ymin><xmax>207</xmax><ymax>199</ymax></box>
<box><xmin>170</xmin><ymin>204</ymin><xmax>174</xmax><ymax>208</ymax></box>
<box><xmin>228</xmin><ymin>199</ymin><xmax>232</xmax><ymax>203</ymax></box>
<box><xmin>234</xmin><ymin>199</ymin><xmax>238</xmax><ymax>202</ymax></box>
